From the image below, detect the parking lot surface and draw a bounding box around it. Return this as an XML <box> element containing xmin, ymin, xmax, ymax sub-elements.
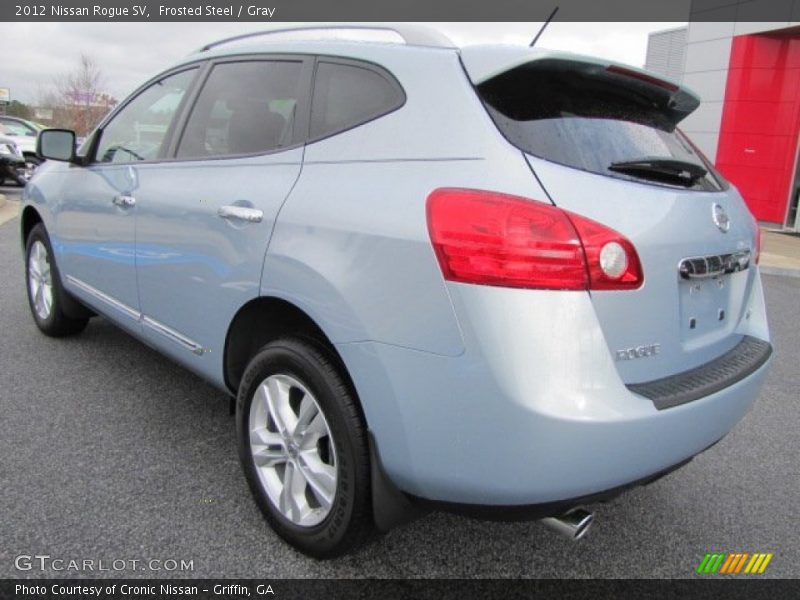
<box><xmin>0</xmin><ymin>184</ymin><xmax>23</xmax><ymax>196</ymax></box>
<box><xmin>1</xmin><ymin>215</ymin><xmax>798</xmax><ymax>578</ymax></box>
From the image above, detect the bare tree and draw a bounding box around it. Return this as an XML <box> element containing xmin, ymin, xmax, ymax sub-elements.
<box><xmin>52</xmin><ymin>54</ymin><xmax>117</xmax><ymax>135</ymax></box>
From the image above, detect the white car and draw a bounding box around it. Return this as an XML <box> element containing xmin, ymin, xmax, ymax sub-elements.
<box><xmin>0</xmin><ymin>120</ymin><xmax>40</xmax><ymax>184</ymax></box>
<box><xmin>0</xmin><ymin>132</ymin><xmax>27</xmax><ymax>185</ymax></box>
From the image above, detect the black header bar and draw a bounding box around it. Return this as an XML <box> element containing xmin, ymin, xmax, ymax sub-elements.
<box><xmin>1</xmin><ymin>578</ymin><xmax>798</xmax><ymax>600</ymax></box>
<box><xmin>1</xmin><ymin>0</ymin><xmax>799</xmax><ymax>22</ymax></box>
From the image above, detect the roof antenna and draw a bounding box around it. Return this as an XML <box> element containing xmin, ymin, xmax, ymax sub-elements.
<box><xmin>530</xmin><ymin>6</ymin><xmax>559</xmax><ymax>47</ymax></box>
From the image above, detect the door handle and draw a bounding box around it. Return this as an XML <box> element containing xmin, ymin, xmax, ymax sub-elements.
<box><xmin>112</xmin><ymin>195</ymin><xmax>136</xmax><ymax>208</ymax></box>
<box><xmin>217</xmin><ymin>205</ymin><xmax>263</xmax><ymax>223</ymax></box>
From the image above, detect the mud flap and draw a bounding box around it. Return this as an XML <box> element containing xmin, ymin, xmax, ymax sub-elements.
<box><xmin>368</xmin><ymin>431</ymin><xmax>428</xmax><ymax>532</ymax></box>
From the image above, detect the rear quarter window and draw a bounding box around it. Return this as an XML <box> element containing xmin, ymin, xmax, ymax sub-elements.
<box><xmin>310</xmin><ymin>60</ymin><xmax>404</xmax><ymax>141</ymax></box>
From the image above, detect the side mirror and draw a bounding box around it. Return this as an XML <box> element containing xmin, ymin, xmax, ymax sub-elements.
<box><xmin>38</xmin><ymin>129</ymin><xmax>76</xmax><ymax>162</ymax></box>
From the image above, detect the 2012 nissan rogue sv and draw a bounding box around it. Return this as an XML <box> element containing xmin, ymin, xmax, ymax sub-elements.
<box><xmin>22</xmin><ymin>25</ymin><xmax>772</xmax><ymax>557</ymax></box>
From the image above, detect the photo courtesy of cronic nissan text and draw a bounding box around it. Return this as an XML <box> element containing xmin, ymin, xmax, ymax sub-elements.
<box><xmin>0</xmin><ymin>0</ymin><xmax>798</xmax><ymax>598</ymax></box>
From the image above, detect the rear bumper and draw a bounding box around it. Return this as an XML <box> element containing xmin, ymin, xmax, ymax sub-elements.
<box><xmin>628</xmin><ymin>335</ymin><xmax>772</xmax><ymax>410</ymax></box>
<box><xmin>411</xmin><ymin>452</ymin><xmax>698</xmax><ymax>521</ymax></box>
<box><xmin>337</xmin><ymin>274</ymin><xmax>771</xmax><ymax>506</ymax></box>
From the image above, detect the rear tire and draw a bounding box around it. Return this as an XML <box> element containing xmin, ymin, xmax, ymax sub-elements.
<box><xmin>25</xmin><ymin>223</ymin><xmax>89</xmax><ymax>337</ymax></box>
<box><xmin>236</xmin><ymin>337</ymin><xmax>373</xmax><ymax>558</ymax></box>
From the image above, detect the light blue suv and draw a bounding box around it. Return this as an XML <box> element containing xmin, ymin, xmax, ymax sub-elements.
<box><xmin>23</xmin><ymin>25</ymin><xmax>772</xmax><ymax>557</ymax></box>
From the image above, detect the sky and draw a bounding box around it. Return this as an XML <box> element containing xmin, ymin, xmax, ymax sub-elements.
<box><xmin>0</xmin><ymin>22</ymin><xmax>684</xmax><ymax>105</ymax></box>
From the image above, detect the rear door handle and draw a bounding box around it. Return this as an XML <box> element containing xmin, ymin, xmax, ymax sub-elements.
<box><xmin>112</xmin><ymin>195</ymin><xmax>136</xmax><ymax>208</ymax></box>
<box><xmin>218</xmin><ymin>205</ymin><xmax>263</xmax><ymax>223</ymax></box>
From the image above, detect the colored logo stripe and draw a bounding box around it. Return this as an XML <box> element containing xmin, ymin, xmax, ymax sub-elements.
<box><xmin>697</xmin><ymin>553</ymin><xmax>725</xmax><ymax>574</ymax></box>
<box><xmin>697</xmin><ymin>552</ymin><xmax>773</xmax><ymax>574</ymax></box>
<box><xmin>745</xmin><ymin>553</ymin><xmax>774</xmax><ymax>574</ymax></box>
<box><xmin>719</xmin><ymin>553</ymin><xmax>749</xmax><ymax>574</ymax></box>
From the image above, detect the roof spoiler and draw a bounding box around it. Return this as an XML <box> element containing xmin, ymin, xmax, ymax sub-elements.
<box><xmin>460</xmin><ymin>46</ymin><xmax>700</xmax><ymax>123</ymax></box>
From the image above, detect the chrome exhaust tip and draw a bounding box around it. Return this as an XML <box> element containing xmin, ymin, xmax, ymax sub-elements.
<box><xmin>540</xmin><ymin>508</ymin><xmax>594</xmax><ymax>540</ymax></box>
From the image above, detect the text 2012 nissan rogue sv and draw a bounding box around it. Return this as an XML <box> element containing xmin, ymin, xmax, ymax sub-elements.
<box><xmin>22</xmin><ymin>25</ymin><xmax>772</xmax><ymax>557</ymax></box>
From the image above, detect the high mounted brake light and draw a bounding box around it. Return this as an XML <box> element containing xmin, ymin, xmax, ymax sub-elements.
<box><xmin>605</xmin><ymin>65</ymin><xmax>680</xmax><ymax>93</ymax></box>
<box><xmin>426</xmin><ymin>188</ymin><xmax>643</xmax><ymax>291</ymax></box>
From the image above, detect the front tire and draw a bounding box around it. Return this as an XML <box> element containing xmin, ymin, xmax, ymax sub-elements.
<box><xmin>236</xmin><ymin>337</ymin><xmax>373</xmax><ymax>558</ymax></box>
<box><xmin>25</xmin><ymin>223</ymin><xmax>89</xmax><ymax>337</ymax></box>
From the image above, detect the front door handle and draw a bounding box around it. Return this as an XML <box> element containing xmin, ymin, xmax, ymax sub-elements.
<box><xmin>112</xmin><ymin>195</ymin><xmax>136</xmax><ymax>208</ymax></box>
<box><xmin>218</xmin><ymin>205</ymin><xmax>263</xmax><ymax>223</ymax></box>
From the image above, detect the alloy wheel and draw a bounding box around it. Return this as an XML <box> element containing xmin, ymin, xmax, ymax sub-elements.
<box><xmin>248</xmin><ymin>373</ymin><xmax>338</xmax><ymax>527</ymax></box>
<box><xmin>28</xmin><ymin>240</ymin><xmax>53</xmax><ymax>320</ymax></box>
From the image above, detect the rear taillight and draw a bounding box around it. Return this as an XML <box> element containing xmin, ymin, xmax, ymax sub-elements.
<box><xmin>426</xmin><ymin>188</ymin><xmax>643</xmax><ymax>291</ymax></box>
<box><xmin>567</xmin><ymin>210</ymin><xmax>643</xmax><ymax>290</ymax></box>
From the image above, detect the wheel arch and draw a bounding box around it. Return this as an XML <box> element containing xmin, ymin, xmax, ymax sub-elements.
<box><xmin>223</xmin><ymin>296</ymin><xmax>357</xmax><ymax>401</ymax></box>
<box><xmin>224</xmin><ymin>294</ymin><xmax>420</xmax><ymax>531</ymax></box>
<box><xmin>21</xmin><ymin>211</ymin><xmax>94</xmax><ymax>324</ymax></box>
<box><xmin>20</xmin><ymin>205</ymin><xmax>43</xmax><ymax>250</ymax></box>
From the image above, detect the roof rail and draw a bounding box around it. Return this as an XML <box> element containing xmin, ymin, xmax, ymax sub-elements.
<box><xmin>198</xmin><ymin>24</ymin><xmax>455</xmax><ymax>52</ymax></box>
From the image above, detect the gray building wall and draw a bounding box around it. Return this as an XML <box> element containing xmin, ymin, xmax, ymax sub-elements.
<box><xmin>646</xmin><ymin>23</ymin><xmax>731</xmax><ymax>161</ymax></box>
<box><xmin>675</xmin><ymin>23</ymin><xmax>735</xmax><ymax>162</ymax></box>
<box><xmin>648</xmin><ymin>16</ymin><xmax>800</xmax><ymax>162</ymax></box>
<box><xmin>644</xmin><ymin>26</ymin><xmax>688</xmax><ymax>83</ymax></box>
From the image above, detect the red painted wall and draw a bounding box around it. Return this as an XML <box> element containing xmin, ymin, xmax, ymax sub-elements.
<box><xmin>716</xmin><ymin>31</ymin><xmax>800</xmax><ymax>224</ymax></box>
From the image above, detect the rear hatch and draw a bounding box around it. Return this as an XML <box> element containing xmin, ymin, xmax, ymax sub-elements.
<box><xmin>461</xmin><ymin>48</ymin><xmax>761</xmax><ymax>383</ymax></box>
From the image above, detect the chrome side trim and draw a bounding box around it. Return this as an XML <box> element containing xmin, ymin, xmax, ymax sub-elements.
<box><xmin>64</xmin><ymin>275</ymin><xmax>207</xmax><ymax>356</ymax></box>
<box><xmin>141</xmin><ymin>316</ymin><xmax>207</xmax><ymax>356</ymax></box>
<box><xmin>65</xmin><ymin>275</ymin><xmax>140</xmax><ymax>321</ymax></box>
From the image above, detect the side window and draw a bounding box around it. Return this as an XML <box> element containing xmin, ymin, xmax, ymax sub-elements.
<box><xmin>310</xmin><ymin>61</ymin><xmax>404</xmax><ymax>140</ymax></box>
<box><xmin>176</xmin><ymin>60</ymin><xmax>303</xmax><ymax>159</ymax></box>
<box><xmin>95</xmin><ymin>69</ymin><xmax>196</xmax><ymax>164</ymax></box>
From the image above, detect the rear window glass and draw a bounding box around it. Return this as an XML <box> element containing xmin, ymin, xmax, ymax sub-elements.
<box><xmin>310</xmin><ymin>61</ymin><xmax>404</xmax><ymax>140</ymax></box>
<box><xmin>478</xmin><ymin>61</ymin><xmax>726</xmax><ymax>192</ymax></box>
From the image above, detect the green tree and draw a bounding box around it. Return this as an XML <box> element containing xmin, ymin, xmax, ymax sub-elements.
<box><xmin>5</xmin><ymin>100</ymin><xmax>33</xmax><ymax>120</ymax></box>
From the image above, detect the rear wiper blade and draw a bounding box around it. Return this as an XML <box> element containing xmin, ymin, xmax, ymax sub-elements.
<box><xmin>608</xmin><ymin>157</ymin><xmax>707</xmax><ymax>186</ymax></box>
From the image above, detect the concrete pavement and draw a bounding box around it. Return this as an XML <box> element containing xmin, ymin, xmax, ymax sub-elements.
<box><xmin>0</xmin><ymin>186</ymin><xmax>22</xmax><ymax>227</ymax></box>
<box><xmin>0</xmin><ymin>197</ymin><xmax>20</xmax><ymax>228</ymax></box>
<box><xmin>760</xmin><ymin>228</ymin><xmax>800</xmax><ymax>278</ymax></box>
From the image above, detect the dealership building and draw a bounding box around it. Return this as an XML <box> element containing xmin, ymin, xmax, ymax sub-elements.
<box><xmin>646</xmin><ymin>18</ymin><xmax>800</xmax><ymax>230</ymax></box>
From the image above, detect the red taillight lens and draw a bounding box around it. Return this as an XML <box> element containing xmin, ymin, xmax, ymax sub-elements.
<box><xmin>426</xmin><ymin>188</ymin><xmax>643</xmax><ymax>291</ymax></box>
<box><xmin>567</xmin><ymin>212</ymin><xmax>643</xmax><ymax>290</ymax></box>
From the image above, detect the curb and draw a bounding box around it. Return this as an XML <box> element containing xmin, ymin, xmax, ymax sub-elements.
<box><xmin>760</xmin><ymin>265</ymin><xmax>800</xmax><ymax>279</ymax></box>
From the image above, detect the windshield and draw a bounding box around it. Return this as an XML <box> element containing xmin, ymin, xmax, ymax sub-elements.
<box><xmin>478</xmin><ymin>61</ymin><xmax>726</xmax><ymax>192</ymax></box>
